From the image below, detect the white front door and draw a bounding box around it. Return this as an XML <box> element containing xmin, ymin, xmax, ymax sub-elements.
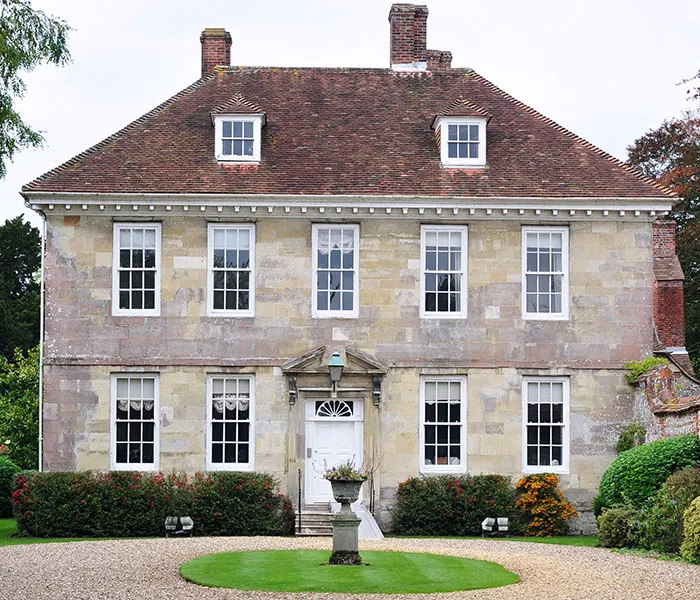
<box><xmin>305</xmin><ymin>398</ymin><xmax>364</xmax><ymax>503</ymax></box>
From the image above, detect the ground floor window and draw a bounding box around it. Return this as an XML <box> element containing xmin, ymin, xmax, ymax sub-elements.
<box><xmin>110</xmin><ymin>374</ymin><xmax>159</xmax><ymax>470</ymax></box>
<box><xmin>206</xmin><ymin>375</ymin><xmax>255</xmax><ymax>470</ymax></box>
<box><xmin>522</xmin><ymin>377</ymin><xmax>569</xmax><ymax>473</ymax></box>
<box><xmin>419</xmin><ymin>376</ymin><xmax>467</xmax><ymax>473</ymax></box>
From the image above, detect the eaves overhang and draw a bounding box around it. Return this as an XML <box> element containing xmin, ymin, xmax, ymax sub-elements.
<box><xmin>22</xmin><ymin>191</ymin><xmax>675</xmax><ymax>221</ymax></box>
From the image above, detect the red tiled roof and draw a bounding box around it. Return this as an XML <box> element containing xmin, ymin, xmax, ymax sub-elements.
<box><xmin>436</xmin><ymin>98</ymin><xmax>491</xmax><ymax>119</ymax></box>
<box><xmin>211</xmin><ymin>93</ymin><xmax>266</xmax><ymax>116</ymax></box>
<box><xmin>23</xmin><ymin>67</ymin><xmax>673</xmax><ymax>198</ymax></box>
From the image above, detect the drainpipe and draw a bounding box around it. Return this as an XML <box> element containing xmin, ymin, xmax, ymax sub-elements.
<box><xmin>37</xmin><ymin>210</ymin><xmax>46</xmax><ymax>472</ymax></box>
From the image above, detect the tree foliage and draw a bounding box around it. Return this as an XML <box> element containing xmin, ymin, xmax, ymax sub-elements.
<box><xmin>0</xmin><ymin>214</ymin><xmax>40</xmax><ymax>357</ymax></box>
<box><xmin>627</xmin><ymin>111</ymin><xmax>700</xmax><ymax>370</ymax></box>
<box><xmin>0</xmin><ymin>344</ymin><xmax>39</xmax><ymax>470</ymax></box>
<box><xmin>0</xmin><ymin>0</ymin><xmax>71</xmax><ymax>178</ymax></box>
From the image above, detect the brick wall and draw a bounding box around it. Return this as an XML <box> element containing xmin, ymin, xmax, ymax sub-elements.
<box><xmin>652</xmin><ymin>219</ymin><xmax>686</xmax><ymax>349</ymax></box>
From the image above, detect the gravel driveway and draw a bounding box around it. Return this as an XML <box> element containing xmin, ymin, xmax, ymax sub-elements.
<box><xmin>0</xmin><ymin>536</ymin><xmax>698</xmax><ymax>599</ymax></box>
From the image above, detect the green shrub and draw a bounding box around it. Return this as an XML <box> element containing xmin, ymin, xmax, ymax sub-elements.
<box><xmin>12</xmin><ymin>470</ymin><xmax>295</xmax><ymax>538</ymax></box>
<box><xmin>391</xmin><ymin>474</ymin><xmax>522</xmax><ymax>536</ymax></box>
<box><xmin>641</xmin><ymin>466</ymin><xmax>700</xmax><ymax>553</ymax></box>
<box><xmin>0</xmin><ymin>456</ymin><xmax>21</xmax><ymax>518</ymax></box>
<box><xmin>616</xmin><ymin>423</ymin><xmax>646</xmax><ymax>454</ymax></box>
<box><xmin>514</xmin><ymin>473</ymin><xmax>578</xmax><ymax>536</ymax></box>
<box><xmin>681</xmin><ymin>497</ymin><xmax>700</xmax><ymax>563</ymax></box>
<box><xmin>597</xmin><ymin>503</ymin><xmax>643</xmax><ymax>548</ymax></box>
<box><xmin>597</xmin><ymin>435</ymin><xmax>700</xmax><ymax>510</ymax></box>
<box><xmin>623</xmin><ymin>356</ymin><xmax>669</xmax><ymax>384</ymax></box>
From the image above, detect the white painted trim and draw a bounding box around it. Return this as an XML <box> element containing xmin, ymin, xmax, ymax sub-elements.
<box><xmin>213</xmin><ymin>114</ymin><xmax>264</xmax><ymax>163</ymax></box>
<box><xmin>521</xmin><ymin>377</ymin><xmax>570</xmax><ymax>475</ymax></box>
<box><xmin>311</xmin><ymin>223</ymin><xmax>360</xmax><ymax>319</ymax></box>
<box><xmin>434</xmin><ymin>116</ymin><xmax>488</xmax><ymax>168</ymax></box>
<box><xmin>206</xmin><ymin>223</ymin><xmax>256</xmax><ymax>317</ymax></box>
<box><xmin>109</xmin><ymin>373</ymin><xmax>160</xmax><ymax>471</ymax></box>
<box><xmin>521</xmin><ymin>226</ymin><xmax>569</xmax><ymax>321</ymax></box>
<box><xmin>420</xmin><ymin>224</ymin><xmax>468</xmax><ymax>319</ymax></box>
<box><xmin>112</xmin><ymin>222</ymin><xmax>162</xmax><ymax>317</ymax></box>
<box><xmin>205</xmin><ymin>374</ymin><xmax>256</xmax><ymax>472</ymax></box>
<box><xmin>419</xmin><ymin>375</ymin><xmax>468</xmax><ymax>474</ymax></box>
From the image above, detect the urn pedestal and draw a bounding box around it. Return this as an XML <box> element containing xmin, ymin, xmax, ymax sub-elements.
<box><xmin>328</xmin><ymin>479</ymin><xmax>364</xmax><ymax>565</ymax></box>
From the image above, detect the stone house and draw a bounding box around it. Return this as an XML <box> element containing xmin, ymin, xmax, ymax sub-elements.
<box><xmin>22</xmin><ymin>4</ymin><xmax>688</xmax><ymax>532</ymax></box>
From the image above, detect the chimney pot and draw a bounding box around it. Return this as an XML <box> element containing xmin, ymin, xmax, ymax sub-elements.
<box><xmin>200</xmin><ymin>28</ymin><xmax>232</xmax><ymax>77</ymax></box>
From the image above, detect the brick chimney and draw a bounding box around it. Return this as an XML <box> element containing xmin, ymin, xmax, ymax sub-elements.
<box><xmin>200</xmin><ymin>28</ymin><xmax>232</xmax><ymax>77</ymax></box>
<box><xmin>389</xmin><ymin>4</ymin><xmax>452</xmax><ymax>71</ymax></box>
<box><xmin>651</xmin><ymin>219</ymin><xmax>693</xmax><ymax>372</ymax></box>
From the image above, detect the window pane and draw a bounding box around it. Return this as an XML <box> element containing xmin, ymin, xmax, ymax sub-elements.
<box><xmin>222</xmin><ymin>140</ymin><xmax>232</xmax><ymax>155</ymax></box>
<box><xmin>233</xmin><ymin>140</ymin><xmax>243</xmax><ymax>155</ymax></box>
<box><xmin>469</xmin><ymin>124</ymin><xmax>479</xmax><ymax>140</ymax></box>
<box><xmin>222</xmin><ymin>121</ymin><xmax>232</xmax><ymax>137</ymax></box>
<box><xmin>243</xmin><ymin>121</ymin><xmax>253</xmax><ymax>138</ymax></box>
<box><xmin>448</xmin><ymin>124</ymin><xmax>458</xmax><ymax>140</ymax></box>
<box><xmin>458</xmin><ymin>125</ymin><xmax>469</xmax><ymax>140</ymax></box>
<box><xmin>243</xmin><ymin>140</ymin><xmax>254</xmax><ymax>156</ymax></box>
<box><xmin>233</xmin><ymin>121</ymin><xmax>243</xmax><ymax>137</ymax></box>
<box><xmin>448</xmin><ymin>143</ymin><xmax>457</xmax><ymax>158</ymax></box>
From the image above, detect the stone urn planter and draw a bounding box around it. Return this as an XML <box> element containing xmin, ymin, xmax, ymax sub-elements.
<box><xmin>328</xmin><ymin>478</ymin><xmax>364</xmax><ymax>565</ymax></box>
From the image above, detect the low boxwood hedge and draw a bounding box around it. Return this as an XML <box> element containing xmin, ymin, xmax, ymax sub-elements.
<box><xmin>596</xmin><ymin>435</ymin><xmax>700</xmax><ymax>511</ymax></box>
<box><xmin>12</xmin><ymin>470</ymin><xmax>295</xmax><ymax>538</ymax></box>
<box><xmin>391</xmin><ymin>474</ymin><xmax>523</xmax><ymax>536</ymax></box>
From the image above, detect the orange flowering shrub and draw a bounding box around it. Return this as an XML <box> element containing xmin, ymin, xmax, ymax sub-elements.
<box><xmin>515</xmin><ymin>473</ymin><xmax>578</xmax><ymax>536</ymax></box>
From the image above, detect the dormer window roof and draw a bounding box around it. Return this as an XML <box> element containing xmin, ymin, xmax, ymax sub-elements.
<box><xmin>433</xmin><ymin>99</ymin><xmax>491</xmax><ymax>168</ymax></box>
<box><xmin>211</xmin><ymin>94</ymin><xmax>266</xmax><ymax>163</ymax></box>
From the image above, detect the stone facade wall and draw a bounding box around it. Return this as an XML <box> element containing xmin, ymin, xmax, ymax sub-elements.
<box><xmin>42</xmin><ymin>213</ymin><xmax>656</xmax><ymax>532</ymax></box>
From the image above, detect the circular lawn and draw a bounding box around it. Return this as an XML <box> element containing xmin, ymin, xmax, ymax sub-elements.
<box><xmin>180</xmin><ymin>549</ymin><xmax>519</xmax><ymax>594</ymax></box>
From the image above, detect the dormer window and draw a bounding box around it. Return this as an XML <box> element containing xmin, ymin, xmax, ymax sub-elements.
<box><xmin>434</xmin><ymin>116</ymin><xmax>487</xmax><ymax>167</ymax></box>
<box><xmin>214</xmin><ymin>114</ymin><xmax>264</xmax><ymax>163</ymax></box>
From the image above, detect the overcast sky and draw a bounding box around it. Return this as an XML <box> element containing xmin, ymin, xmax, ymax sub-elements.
<box><xmin>2</xmin><ymin>0</ymin><xmax>699</xmax><ymax>228</ymax></box>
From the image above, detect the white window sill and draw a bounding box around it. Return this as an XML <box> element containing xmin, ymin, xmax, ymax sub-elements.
<box><xmin>112</xmin><ymin>309</ymin><xmax>161</xmax><ymax>318</ymax></box>
<box><xmin>207</xmin><ymin>310</ymin><xmax>255</xmax><ymax>318</ymax></box>
<box><xmin>216</xmin><ymin>156</ymin><xmax>260</xmax><ymax>164</ymax></box>
<box><xmin>522</xmin><ymin>466</ymin><xmax>569</xmax><ymax>475</ymax></box>
<box><xmin>420</xmin><ymin>312</ymin><xmax>468</xmax><ymax>320</ymax></box>
<box><xmin>522</xmin><ymin>313</ymin><xmax>569</xmax><ymax>321</ymax></box>
<box><xmin>206</xmin><ymin>463</ymin><xmax>255</xmax><ymax>472</ymax></box>
<box><xmin>313</xmin><ymin>311</ymin><xmax>359</xmax><ymax>319</ymax></box>
<box><xmin>420</xmin><ymin>464</ymin><xmax>467</xmax><ymax>475</ymax></box>
<box><xmin>110</xmin><ymin>463</ymin><xmax>159</xmax><ymax>472</ymax></box>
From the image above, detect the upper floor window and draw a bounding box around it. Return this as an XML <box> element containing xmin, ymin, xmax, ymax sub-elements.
<box><xmin>434</xmin><ymin>116</ymin><xmax>487</xmax><ymax>167</ymax></box>
<box><xmin>312</xmin><ymin>224</ymin><xmax>359</xmax><ymax>318</ymax></box>
<box><xmin>522</xmin><ymin>377</ymin><xmax>569</xmax><ymax>474</ymax></box>
<box><xmin>110</xmin><ymin>374</ymin><xmax>159</xmax><ymax>471</ymax></box>
<box><xmin>420</xmin><ymin>225</ymin><xmax>467</xmax><ymax>318</ymax></box>
<box><xmin>522</xmin><ymin>226</ymin><xmax>569</xmax><ymax>320</ymax></box>
<box><xmin>112</xmin><ymin>223</ymin><xmax>161</xmax><ymax>317</ymax></box>
<box><xmin>420</xmin><ymin>376</ymin><xmax>467</xmax><ymax>474</ymax></box>
<box><xmin>207</xmin><ymin>224</ymin><xmax>255</xmax><ymax>317</ymax></box>
<box><xmin>206</xmin><ymin>375</ymin><xmax>255</xmax><ymax>471</ymax></box>
<box><xmin>214</xmin><ymin>114</ymin><xmax>264</xmax><ymax>163</ymax></box>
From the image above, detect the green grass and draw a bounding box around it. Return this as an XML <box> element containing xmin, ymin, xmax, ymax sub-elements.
<box><xmin>180</xmin><ymin>550</ymin><xmax>519</xmax><ymax>594</ymax></box>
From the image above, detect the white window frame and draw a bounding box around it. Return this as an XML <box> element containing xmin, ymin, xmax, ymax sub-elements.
<box><xmin>214</xmin><ymin>114</ymin><xmax>264</xmax><ymax>163</ymax></box>
<box><xmin>419</xmin><ymin>375</ymin><xmax>467</xmax><ymax>474</ymax></box>
<box><xmin>435</xmin><ymin>116</ymin><xmax>487</xmax><ymax>167</ymax></box>
<box><xmin>311</xmin><ymin>224</ymin><xmax>360</xmax><ymax>319</ymax></box>
<box><xmin>521</xmin><ymin>377</ymin><xmax>570</xmax><ymax>475</ymax></box>
<box><xmin>521</xmin><ymin>226</ymin><xmax>569</xmax><ymax>320</ymax></box>
<box><xmin>110</xmin><ymin>373</ymin><xmax>160</xmax><ymax>471</ymax></box>
<box><xmin>112</xmin><ymin>222</ymin><xmax>162</xmax><ymax>317</ymax></box>
<box><xmin>206</xmin><ymin>375</ymin><xmax>255</xmax><ymax>471</ymax></box>
<box><xmin>420</xmin><ymin>225</ymin><xmax>468</xmax><ymax>319</ymax></box>
<box><xmin>207</xmin><ymin>223</ymin><xmax>256</xmax><ymax>317</ymax></box>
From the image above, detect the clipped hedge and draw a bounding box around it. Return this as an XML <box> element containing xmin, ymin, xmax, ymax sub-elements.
<box><xmin>391</xmin><ymin>474</ymin><xmax>522</xmax><ymax>536</ymax></box>
<box><xmin>12</xmin><ymin>471</ymin><xmax>295</xmax><ymax>538</ymax></box>
<box><xmin>681</xmin><ymin>496</ymin><xmax>700</xmax><ymax>563</ymax></box>
<box><xmin>0</xmin><ymin>456</ymin><xmax>21</xmax><ymax>518</ymax></box>
<box><xmin>596</xmin><ymin>435</ymin><xmax>700</xmax><ymax>510</ymax></box>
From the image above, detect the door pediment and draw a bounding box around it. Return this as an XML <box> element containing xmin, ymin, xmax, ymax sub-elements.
<box><xmin>281</xmin><ymin>346</ymin><xmax>387</xmax><ymax>376</ymax></box>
